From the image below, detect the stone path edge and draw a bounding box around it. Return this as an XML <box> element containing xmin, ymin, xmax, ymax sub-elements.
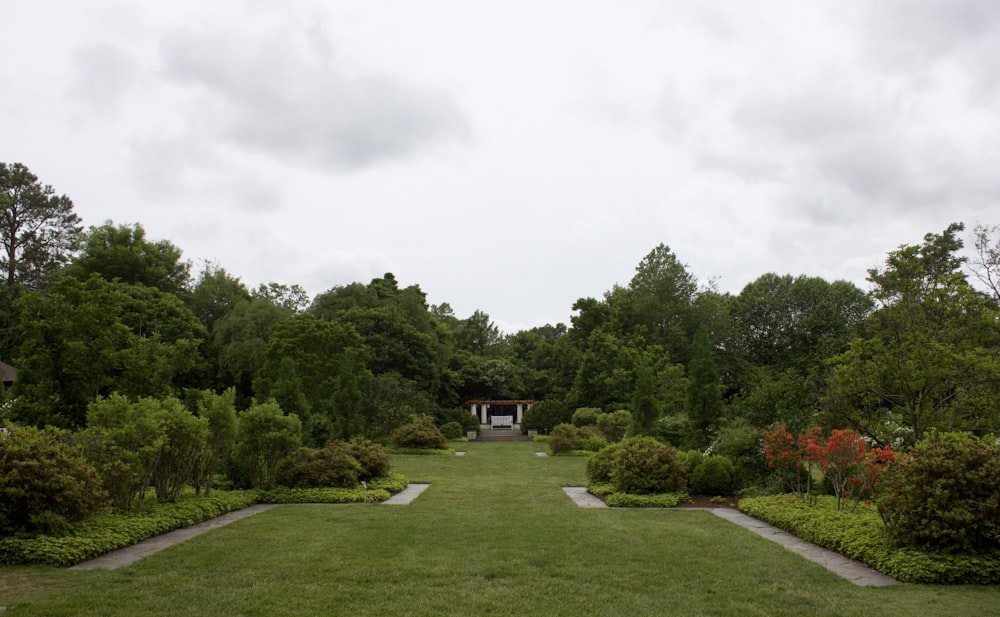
<box><xmin>561</xmin><ymin>487</ymin><xmax>898</xmax><ymax>588</ymax></box>
<box><xmin>71</xmin><ymin>484</ymin><xmax>431</xmax><ymax>571</ymax></box>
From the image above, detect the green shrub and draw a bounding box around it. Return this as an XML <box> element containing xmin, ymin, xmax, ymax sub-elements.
<box><xmin>596</xmin><ymin>410</ymin><xmax>632</xmax><ymax>442</ymax></box>
<box><xmin>439</xmin><ymin>421</ymin><xmax>464</xmax><ymax>440</ymax></box>
<box><xmin>520</xmin><ymin>399</ymin><xmax>570</xmax><ymax>434</ymax></box>
<box><xmin>391</xmin><ymin>414</ymin><xmax>447</xmax><ymax>449</ymax></box>
<box><xmin>345</xmin><ymin>437</ymin><xmax>391</xmax><ymax>480</ymax></box>
<box><xmin>233</xmin><ymin>401</ymin><xmax>302</xmax><ymax>490</ymax></box>
<box><xmin>611</xmin><ymin>436</ymin><xmax>688</xmax><ymax>495</ymax></box>
<box><xmin>690</xmin><ymin>456</ymin><xmax>736</xmax><ymax>495</ymax></box>
<box><xmin>548</xmin><ymin>423</ymin><xmax>583</xmax><ymax>455</ymax></box>
<box><xmin>0</xmin><ymin>425</ymin><xmax>107</xmax><ymax>536</ymax></box>
<box><xmin>709</xmin><ymin>420</ymin><xmax>766</xmax><ymax>490</ymax></box>
<box><xmin>259</xmin><ymin>486</ymin><xmax>389</xmax><ymax>504</ymax></box>
<box><xmin>586</xmin><ymin>442</ymin><xmax>622</xmax><ymax>485</ymax></box>
<box><xmin>878</xmin><ymin>433</ymin><xmax>1000</xmax><ymax>553</ymax></box>
<box><xmin>678</xmin><ymin>449</ymin><xmax>705</xmax><ymax>477</ymax></box>
<box><xmin>571</xmin><ymin>407</ymin><xmax>600</xmax><ymax>427</ymax></box>
<box><xmin>274</xmin><ymin>442</ymin><xmax>361</xmax><ymax>489</ymax></box>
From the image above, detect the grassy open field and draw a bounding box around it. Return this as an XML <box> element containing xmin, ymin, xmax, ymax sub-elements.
<box><xmin>1</xmin><ymin>441</ymin><xmax>998</xmax><ymax>616</ymax></box>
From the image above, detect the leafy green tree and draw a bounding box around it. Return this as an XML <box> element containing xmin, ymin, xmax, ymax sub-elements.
<box><xmin>64</xmin><ymin>221</ymin><xmax>191</xmax><ymax>295</ymax></box>
<box><xmin>626</xmin><ymin>244</ymin><xmax>698</xmax><ymax>361</ymax></box>
<box><xmin>149</xmin><ymin>397</ymin><xmax>208</xmax><ymax>502</ymax></box>
<box><xmin>971</xmin><ymin>223</ymin><xmax>1000</xmax><ymax>304</ymax></box>
<box><xmin>686</xmin><ymin>327</ymin><xmax>725</xmax><ymax>447</ymax></box>
<box><xmin>0</xmin><ymin>162</ymin><xmax>82</xmax><ymax>291</ymax></box>
<box><xmin>254</xmin><ymin>281</ymin><xmax>310</xmax><ymax>313</ymax></box>
<box><xmin>630</xmin><ymin>360</ymin><xmax>659</xmax><ymax>436</ymax></box>
<box><xmin>0</xmin><ymin>424</ymin><xmax>106</xmax><ymax>535</ymax></box>
<box><xmin>81</xmin><ymin>394</ymin><xmax>166</xmax><ymax>509</ymax></box>
<box><xmin>327</xmin><ymin>349</ymin><xmax>370</xmax><ymax>439</ymax></box>
<box><xmin>211</xmin><ymin>296</ymin><xmax>291</xmax><ymax>407</ymax></box>
<box><xmin>269</xmin><ymin>357</ymin><xmax>311</xmax><ymax>420</ymax></box>
<box><xmin>187</xmin><ymin>262</ymin><xmax>251</xmax><ymax>331</ymax></box>
<box><xmin>363</xmin><ymin>372</ymin><xmax>437</xmax><ymax>438</ymax></box>
<box><xmin>825</xmin><ymin>223</ymin><xmax>1000</xmax><ymax>443</ymax></box>
<box><xmin>192</xmin><ymin>388</ymin><xmax>238</xmax><ymax>495</ymax></box>
<box><xmin>13</xmin><ymin>276</ymin><xmax>131</xmax><ymax>427</ymax></box>
<box><xmin>233</xmin><ymin>400</ymin><xmax>301</xmax><ymax>489</ymax></box>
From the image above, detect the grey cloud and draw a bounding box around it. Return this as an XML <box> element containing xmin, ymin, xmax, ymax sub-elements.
<box><xmin>159</xmin><ymin>29</ymin><xmax>469</xmax><ymax>170</ymax></box>
<box><xmin>69</xmin><ymin>44</ymin><xmax>138</xmax><ymax>113</ymax></box>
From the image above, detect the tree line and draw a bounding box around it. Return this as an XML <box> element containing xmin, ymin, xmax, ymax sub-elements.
<box><xmin>3</xmin><ymin>162</ymin><xmax>999</xmax><ymax>449</ymax></box>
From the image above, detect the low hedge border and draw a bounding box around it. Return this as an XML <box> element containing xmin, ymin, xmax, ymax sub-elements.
<box><xmin>1</xmin><ymin>474</ymin><xmax>411</xmax><ymax>567</ymax></box>
<box><xmin>739</xmin><ymin>495</ymin><xmax>1000</xmax><ymax>584</ymax></box>
<box><xmin>586</xmin><ymin>484</ymin><xmax>690</xmax><ymax>508</ymax></box>
<box><xmin>0</xmin><ymin>490</ymin><xmax>258</xmax><ymax>567</ymax></box>
<box><xmin>387</xmin><ymin>447</ymin><xmax>454</xmax><ymax>456</ymax></box>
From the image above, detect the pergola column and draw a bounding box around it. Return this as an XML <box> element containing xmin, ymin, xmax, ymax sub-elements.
<box><xmin>516</xmin><ymin>404</ymin><xmax>524</xmax><ymax>424</ymax></box>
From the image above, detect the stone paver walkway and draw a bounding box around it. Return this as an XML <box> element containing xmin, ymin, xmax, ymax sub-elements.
<box><xmin>561</xmin><ymin>487</ymin><xmax>898</xmax><ymax>587</ymax></box>
<box><xmin>381</xmin><ymin>483</ymin><xmax>430</xmax><ymax>505</ymax></box>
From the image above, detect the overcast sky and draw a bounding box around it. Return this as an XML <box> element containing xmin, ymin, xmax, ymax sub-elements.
<box><xmin>2</xmin><ymin>1</ymin><xmax>998</xmax><ymax>332</ymax></box>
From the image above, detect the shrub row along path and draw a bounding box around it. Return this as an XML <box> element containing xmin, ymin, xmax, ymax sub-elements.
<box><xmin>561</xmin><ymin>487</ymin><xmax>896</xmax><ymax>586</ymax></box>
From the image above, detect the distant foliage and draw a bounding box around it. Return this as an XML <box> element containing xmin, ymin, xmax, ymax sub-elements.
<box><xmin>878</xmin><ymin>433</ymin><xmax>1000</xmax><ymax>553</ymax></box>
<box><xmin>391</xmin><ymin>414</ymin><xmax>446</xmax><ymax>449</ymax></box>
<box><xmin>0</xmin><ymin>425</ymin><xmax>106</xmax><ymax>535</ymax></box>
<box><xmin>610</xmin><ymin>436</ymin><xmax>687</xmax><ymax>495</ymax></box>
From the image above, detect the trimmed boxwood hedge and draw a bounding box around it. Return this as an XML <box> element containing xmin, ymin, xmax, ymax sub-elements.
<box><xmin>604</xmin><ymin>492</ymin><xmax>690</xmax><ymax>508</ymax></box>
<box><xmin>739</xmin><ymin>495</ymin><xmax>1000</xmax><ymax>584</ymax></box>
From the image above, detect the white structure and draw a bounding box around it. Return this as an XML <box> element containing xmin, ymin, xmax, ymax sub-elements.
<box><xmin>467</xmin><ymin>399</ymin><xmax>536</xmax><ymax>425</ymax></box>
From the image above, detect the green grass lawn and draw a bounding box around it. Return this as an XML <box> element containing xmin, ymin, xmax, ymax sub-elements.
<box><xmin>1</xmin><ymin>441</ymin><xmax>998</xmax><ymax>616</ymax></box>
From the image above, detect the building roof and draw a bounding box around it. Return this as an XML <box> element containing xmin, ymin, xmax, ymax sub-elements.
<box><xmin>0</xmin><ymin>361</ymin><xmax>16</xmax><ymax>385</ymax></box>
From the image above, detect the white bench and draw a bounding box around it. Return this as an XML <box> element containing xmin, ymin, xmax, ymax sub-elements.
<box><xmin>491</xmin><ymin>415</ymin><xmax>513</xmax><ymax>430</ymax></box>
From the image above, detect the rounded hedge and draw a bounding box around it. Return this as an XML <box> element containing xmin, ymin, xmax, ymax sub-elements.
<box><xmin>391</xmin><ymin>415</ymin><xmax>447</xmax><ymax>450</ymax></box>
<box><xmin>690</xmin><ymin>456</ymin><xmax>736</xmax><ymax>495</ymax></box>
<box><xmin>878</xmin><ymin>433</ymin><xmax>1000</xmax><ymax>553</ymax></box>
<box><xmin>611</xmin><ymin>436</ymin><xmax>687</xmax><ymax>495</ymax></box>
<box><xmin>345</xmin><ymin>437</ymin><xmax>391</xmax><ymax>480</ymax></box>
<box><xmin>274</xmin><ymin>443</ymin><xmax>361</xmax><ymax>489</ymax></box>
<box><xmin>586</xmin><ymin>442</ymin><xmax>622</xmax><ymax>484</ymax></box>
<box><xmin>0</xmin><ymin>425</ymin><xmax>107</xmax><ymax>535</ymax></box>
<box><xmin>439</xmin><ymin>421</ymin><xmax>464</xmax><ymax>440</ymax></box>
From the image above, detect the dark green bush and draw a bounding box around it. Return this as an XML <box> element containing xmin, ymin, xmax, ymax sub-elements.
<box><xmin>0</xmin><ymin>425</ymin><xmax>107</xmax><ymax>536</ymax></box>
<box><xmin>596</xmin><ymin>410</ymin><xmax>632</xmax><ymax>442</ymax></box>
<box><xmin>391</xmin><ymin>414</ymin><xmax>447</xmax><ymax>449</ymax></box>
<box><xmin>690</xmin><ymin>456</ymin><xmax>736</xmax><ymax>495</ymax></box>
<box><xmin>571</xmin><ymin>407</ymin><xmax>600</xmax><ymax>427</ymax></box>
<box><xmin>878</xmin><ymin>433</ymin><xmax>1000</xmax><ymax>553</ymax></box>
<box><xmin>611</xmin><ymin>436</ymin><xmax>688</xmax><ymax>495</ymax></box>
<box><xmin>586</xmin><ymin>442</ymin><xmax>622</xmax><ymax>484</ymax></box>
<box><xmin>345</xmin><ymin>437</ymin><xmax>391</xmax><ymax>480</ymax></box>
<box><xmin>233</xmin><ymin>401</ymin><xmax>301</xmax><ymax>489</ymax></box>
<box><xmin>520</xmin><ymin>399</ymin><xmax>570</xmax><ymax>434</ymax></box>
<box><xmin>274</xmin><ymin>442</ymin><xmax>361</xmax><ymax>489</ymax></box>
<box><xmin>439</xmin><ymin>421</ymin><xmax>464</xmax><ymax>440</ymax></box>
